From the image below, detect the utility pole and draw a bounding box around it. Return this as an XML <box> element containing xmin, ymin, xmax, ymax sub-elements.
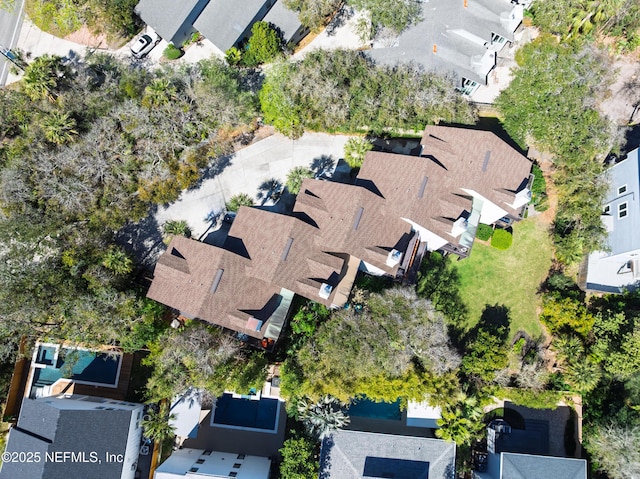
<box><xmin>0</xmin><ymin>41</ymin><xmax>24</xmax><ymax>71</ymax></box>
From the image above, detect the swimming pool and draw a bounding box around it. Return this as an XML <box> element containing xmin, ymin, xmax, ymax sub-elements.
<box><xmin>348</xmin><ymin>398</ymin><xmax>402</xmax><ymax>421</ymax></box>
<box><xmin>212</xmin><ymin>394</ymin><xmax>280</xmax><ymax>432</ymax></box>
<box><xmin>31</xmin><ymin>344</ymin><xmax>121</xmax><ymax>389</ymax></box>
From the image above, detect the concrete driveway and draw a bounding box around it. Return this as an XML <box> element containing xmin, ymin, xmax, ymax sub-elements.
<box><xmin>155</xmin><ymin>132</ymin><xmax>352</xmax><ymax>240</ymax></box>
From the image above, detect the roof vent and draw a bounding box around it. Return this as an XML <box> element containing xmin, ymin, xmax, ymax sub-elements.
<box><xmin>281</xmin><ymin>238</ymin><xmax>294</xmax><ymax>261</ymax></box>
<box><xmin>482</xmin><ymin>151</ymin><xmax>491</xmax><ymax>172</ymax></box>
<box><xmin>210</xmin><ymin>268</ymin><xmax>224</xmax><ymax>293</ymax></box>
<box><xmin>353</xmin><ymin>207</ymin><xmax>364</xmax><ymax>231</ymax></box>
<box><xmin>319</xmin><ymin>283</ymin><xmax>333</xmax><ymax>299</ymax></box>
<box><xmin>418</xmin><ymin>176</ymin><xmax>428</xmax><ymax>199</ymax></box>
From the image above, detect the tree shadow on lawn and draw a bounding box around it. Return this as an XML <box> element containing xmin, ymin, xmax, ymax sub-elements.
<box><xmin>463</xmin><ymin>304</ymin><xmax>512</xmax><ymax>346</ymax></box>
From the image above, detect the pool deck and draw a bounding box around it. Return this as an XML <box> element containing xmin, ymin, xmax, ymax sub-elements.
<box><xmin>23</xmin><ymin>351</ymin><xmax>133</xmax><ymax>401</ymax></box>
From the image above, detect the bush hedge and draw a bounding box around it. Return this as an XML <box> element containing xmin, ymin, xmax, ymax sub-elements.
<box><xmin>491</xmin><ymin>228</ymin><xmax>513</xmax><ymax>250</ymax></box>
<box><xmin>476</xmin><ymin>223</ymin><xmax>493</xmax><ymax>241</ymax></box>
<box><xmin>163</xmin><ymin>44</ymin><xmax>183</xmax><ymax>60</ymax></box>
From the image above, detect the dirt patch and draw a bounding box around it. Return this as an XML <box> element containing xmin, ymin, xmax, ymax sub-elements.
<box><xmin>64</xmin><ymin>26</ymin><xmax>108</xmax><ymax>48</ymax></box>
<box><xmin>598</xmin><ymin>56</ymin><xmax>640</xmax><ymax>125</ymax></box>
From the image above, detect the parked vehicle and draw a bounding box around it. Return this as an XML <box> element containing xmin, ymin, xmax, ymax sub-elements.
<box><xmin>131</xmin><ymin>32</ymin><xmax>161</xmax><ymax>58</ymax></box>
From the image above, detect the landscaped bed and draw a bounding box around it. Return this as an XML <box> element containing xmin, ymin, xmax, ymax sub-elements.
<box><xmin>452</xmin><ymin>216</ymin><xmax>553</xmax><ymax>338</ymax></box>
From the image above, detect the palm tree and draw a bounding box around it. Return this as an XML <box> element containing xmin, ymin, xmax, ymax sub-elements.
<box><xmin>142</xmin><ymin>78</ymin><xmax>176</xmax><ymax>108</ymax></box>
<box><xmin>343</xmin><ymin>137</ymin><xmax>373</xmax><ymax>170</ymax></box>
<box><xmin>553</xmin><ymin>335</ymin><xmax>584</xmax><ymax>366</ymax></box>
<box><xmin>22</xmin><ymin>55</ymin><xmax>64</xmax><ymax>102</ymax></box>
<box><xmin>163</xmin><ymin>220</ymin><xmax>191</xmax><ymax>241</ymax></box>
<box><xmin>141</xmin><ymin>402</ymin><xmax>177</xmax><ymax>443</ymax></box>
<box><xmin>435</xmin><ymin>392</ymin><xmax>484</xmax><ymax>446</ymax></box>
<box><xmin>297</xmin><ymin>396</ymin><xmax>350</xmax><ymax>440</ymax></box>
<box><xmin>286</xmin><ymin>166</ymin><xmax>313</xmax><ymax>195</ymax></box>
<box><xmin>567</xmin><ymin>0</ymin><xmax>621</xmax><ymax>37</ymax></box>
<box><xmin>101</xmin><ymin>246</ymin><xmax>133</xmax><ymax>276</ymax></box>
<box><xmin>225</xmin><ymin>193</ymin><xmax>254</xmax><ymax>212</ymax></box>
<box><xmin>565</xmin><ymin>357</ymin><xmax>601</xmax><ymax>393</ymax></box>
<box><xmin>41</xmin><ymin>111</ymin><xmax>78</xmax><ymax>145</ymax></box>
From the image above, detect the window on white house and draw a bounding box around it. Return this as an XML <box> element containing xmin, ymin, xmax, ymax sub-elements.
<box><xmin>618</xmin><ymin>185</ymin><xmax>627</xmax><ymax>195</ymax></box>
<box><xmin>619</xmin><ymin>202</ymin><xmax>628</xmax><ymax>218</ymax></box>
<box><xmin>603</xmin><ymin>205</ymin><xmax>610</xmax><ymax>214</ymax></box>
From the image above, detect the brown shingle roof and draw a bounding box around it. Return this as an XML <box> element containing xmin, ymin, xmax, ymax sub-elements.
<box><xmin>293</xmin><ymin>179</ymin><xmax>413</xmax><ymax>275</ymax></box>
<box><xmin>357</xmin><ymin>126</ymin><xmax>531</xmax><ymax>243</ymax></box>
<box><xmin>147</xmin><ymin>236</ymin><xmax>281</xmax><ymax>339</ymax></box>
<box><xmin>225</xmin><ymin>207</ymin><xmax>346</xmax><ymax>306</ymax></box>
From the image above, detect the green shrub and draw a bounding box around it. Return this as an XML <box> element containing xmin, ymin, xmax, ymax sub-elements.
<box><xmin>225</xmin><ymin>46</ymin><xmax>243</xmax><ymax>66</ymax></box>
<box><xmin>491</xmin><ymin>228</ymin><xmax>513</xmax><ymax>250</ymax></box>
<box><xmin>476</xmin><ymin>223</ymin><xmax>493</xmax><ymax>241</ymax></box>
<box><xmin>243</xmin><ymin>21</ymin><xmax>281</xmax><ymax>66</ymax></box>
<box><xmin>163</xmin><ymin>44</ymin><xmax>183</xmax><ymax>60</ymax></box>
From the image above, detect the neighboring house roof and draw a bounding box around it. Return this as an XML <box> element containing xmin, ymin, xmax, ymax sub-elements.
<box><xmin>319</xmin><ymin>430</ymin><xmax>456</xmax><ymax>479</ymax></box>
<box><xmin>170</xmin><ymin>388</ymin><xmax>203</xmax><ymax>439</ymax></box>
<box><xmin>134</xmin><ymin>0</ymin><xmax>208</xmax><ymax>45</ymax></box>
<box><xmin>367</xmin><ymin>0</ymin><xmax>523</xmax><ymax>85</ymax></box>
<box><xmin>499</xmin><ymin>453</ymin><xmax>587</xmax><ymax>479</ymax></box>
<box><xmin>294</xmin><ymin>179</ymin><xmax>414</xmax><ymax>275</ymax></box>
<box><xmin>263</xmin><ymin>0</ymin><xmax>303</xmax><ymax>43</ymax></box>
<box><xmin>0</xmin><ymin>396</ymin><xmax>140</xmax><ymax>479</ymax></box>
<box><xmin>357</xmin><ymin>126</ymin><xmax>531</xmax><ymax>246</ymax></box>
<box><xmin>586</xmin><ymin>148</ymin><xmax>640</xmax><ymax>292</ymax></box>
<box><xmin>193</xmin><ymin>0</ymin><xmax>269</xmax><ymax>53</ymax></box>
<box><xmin>147</xmin><ymin>235</ymin><xmax>282</xmax><ymax>339</ymax></box>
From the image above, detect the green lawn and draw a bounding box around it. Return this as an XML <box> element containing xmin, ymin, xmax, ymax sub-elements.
<box><xmin>452</xmin><ymin>217</ymin><xmax>553</xmax><ymax>338</ymax></box>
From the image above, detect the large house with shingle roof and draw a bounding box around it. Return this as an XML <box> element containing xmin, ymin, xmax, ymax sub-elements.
<box><xmin>367</xmin><ymin>0</ymin><xmax>531</xmax><ymax>96</ymax></box>
<box><xmin>147</xmin><ymin>126</ymin><xmax>532</xmax><ymax>343</ymax></box>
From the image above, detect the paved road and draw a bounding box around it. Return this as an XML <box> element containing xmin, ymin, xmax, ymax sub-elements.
<box><xmin>0</xmin><ymin>0</ymin><xmax>25</xmax><ymax>86</ymax></box>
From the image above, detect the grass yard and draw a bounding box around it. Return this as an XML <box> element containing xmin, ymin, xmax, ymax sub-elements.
<box><xmin>452</xmin><ymin>216</ymin><xmax>553</xmax><ymax>338</ymax></box>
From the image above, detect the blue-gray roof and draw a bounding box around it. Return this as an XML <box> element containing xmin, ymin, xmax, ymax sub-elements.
<box><xmin>134</xmin><ymin>0</ymin><xmax>208</xmax><ymax>45</ymax></box>
<box><xmin>367</xmin><ymin>0</ymin><xmax>520</xmax><ymax>85</ymax></box>
<box><xmin>193</xmin><ymin>0</ymin><xmax>270</xmax><ymax>53</ymax></box>
<box><xmin>0</xmin><ymin>397</ymin><xmax>140</xmax><ymax>479</ymax></box>
<box><xmin>263</xmin><ymin>0</ymin><xmax>303</xmax><ymax>43</ymax></box>
<box><xmin>603</xmin><ymin>148</ymin><xmax>640</xmax><ymax>256</ymax></box>
<box><xmin>319</xmin><ymin>430</ymin><xmax>456</xmax><ymax>479</ymax></box>
<box><xmin>500</xmin><ymin>453</ymin><xmax>587</xmax><ymax>479</ymax></box>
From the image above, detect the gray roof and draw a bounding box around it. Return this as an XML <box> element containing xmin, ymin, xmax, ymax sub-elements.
<box><xmin>500</xmin><ymin>453</ymin><xmax>587</xmax><ymax>479</ymax></box>
<box><xmin>194</xmin><ymin>0</ymin><xmax>269</xmax><ymax>52</ymax></box>
<box><xmin>263</xmin><ymin>0</ymin><xmax>303</xmax><ymax>43</ymax></box>
<box><xmin>603</xmin><ymin>148</ymin><xmax>640</xmax><ymax>256</ymax></box>
<box><xmin>319</xmin><ymin>430</ymin><xmax>456</xmax><ymax>479</ymax></box>
<box><xmin>367</xmin><ymin>0</ymin><xmax>520</xmax><ymax>84</ymax></box>
<box><xmin>0</xmin><ymin>397</ymin><xmax>136</xmax><ymax>479</ymax></box>
<box><xmin>134</xmin><ymin>0</ymin><xmax>208</xmax><ymax>45</ymax></box>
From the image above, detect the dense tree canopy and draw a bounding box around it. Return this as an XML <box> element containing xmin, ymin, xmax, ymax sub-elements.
<box><xmin>260</xmin><ymin>50</ymin><xmax>475</xmax><ymax>138</ymax></box>
<box><xmin>495</xmin><ymin>35</ymin><xmax>618</xmax><ymax>263</ymax></box>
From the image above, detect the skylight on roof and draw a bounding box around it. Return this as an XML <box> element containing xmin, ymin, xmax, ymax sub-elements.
<box><xmin>210</xmin><ymin>268</ymin><xmax>224</xmax><ymax>293</ymax></box>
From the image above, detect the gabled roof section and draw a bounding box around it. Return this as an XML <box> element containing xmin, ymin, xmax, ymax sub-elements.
<box><xmin>367</xmin><ymin>0</ymin><xmax>522</xmax><ymax>85</ymax></box>
<box><xmin>134</xmin><ymin>0</ymin><xmax>208</xmax><ymax>45</ymax></box>
<box><xmin>225</xmin><ymin>207</ymin><xmax>346</xmax><ymax>306</ymax></box>
<box><xmin>500</xmin><ymin>453</ymin><xmax>587</xmax><ymax>479</ymax></box>
<box><xmin>602</xmin><ymin>148</ymin><xmax>640</xmax><ymax>256</ymax></box>
<box><xmin>319</xmin><ymin>430</ymin><xmax>456</xmax><ymax>479</ymax></box>
<box><xmin>193</xmin><ymin>0</ymin><xmax>269</xmax><ymax>53</ymax></box>
<box><xmin>294</xmin><ymin>179</ymin><xmax>413</xmax><ymax>274</ymax></box>
<box><xmin>0</xmin><ymin>397</ymin><xmax>135</xmax><ymax>479</ymax></box>
<box><xmin>147</xmin><ymin>236</ymin><xmax>281</xmax><ymax>338</ymax></box>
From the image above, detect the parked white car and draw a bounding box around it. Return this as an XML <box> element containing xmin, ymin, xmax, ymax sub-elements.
<box><xmin>130</xmin><ymin>32</ymin><xmax>161</xmax><ymax>58</ymax></box>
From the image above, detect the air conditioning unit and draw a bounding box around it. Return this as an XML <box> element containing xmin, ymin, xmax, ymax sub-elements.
<box><xmin>319</xmin><ymin>283</ymin><xmax>333</xmax><ymax>299</ymax></box>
